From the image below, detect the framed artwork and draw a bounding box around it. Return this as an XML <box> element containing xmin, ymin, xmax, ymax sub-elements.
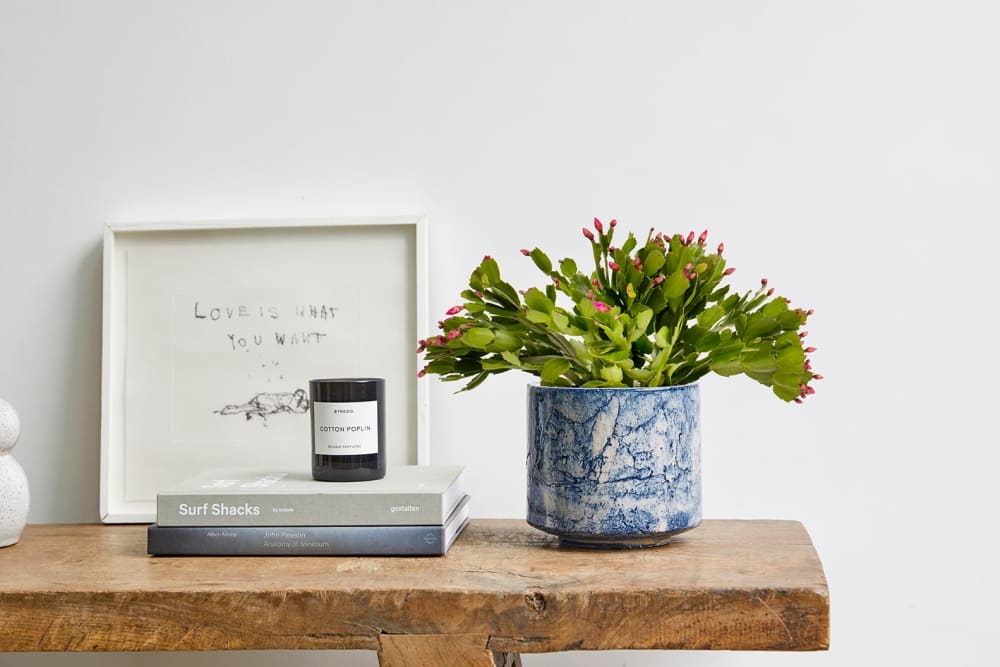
<box><xmin>100</xmin><ymin>216</ymin><xmax>429</xmax><ymax>522</ymax></box>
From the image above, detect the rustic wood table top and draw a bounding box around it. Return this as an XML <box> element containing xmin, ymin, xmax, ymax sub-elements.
<box><xmin>0</xmin><ymin>519</ymin><xmax>828</xmax><ymax>665</ymax></box>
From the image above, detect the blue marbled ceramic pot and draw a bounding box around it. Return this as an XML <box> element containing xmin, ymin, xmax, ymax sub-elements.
<box><xmin>527</xmin><ymin>383</ymin><xmax>702</xmax><ymax>548</ymax></box>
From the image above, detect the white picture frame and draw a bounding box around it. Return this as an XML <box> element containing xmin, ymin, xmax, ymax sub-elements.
<box><xmin>100</xmin><ymin>216</ymin><xmax>429</xmax><ymax>523</ymax></box>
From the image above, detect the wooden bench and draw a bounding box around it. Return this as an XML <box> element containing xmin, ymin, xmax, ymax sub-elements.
<box><xmin>0</xmin><ymin>519</ymin><xmax>829</xmax><ymax>665</ymax></box>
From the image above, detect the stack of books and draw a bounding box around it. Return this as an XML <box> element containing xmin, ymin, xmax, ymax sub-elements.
<box><xmin>147</xmin><ymin>465</ymin><xmax>469</xmax><ymax>556</ymax></box>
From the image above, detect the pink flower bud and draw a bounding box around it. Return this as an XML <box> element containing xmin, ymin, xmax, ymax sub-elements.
<box><xmin>437</xmin><ymin>320</ymin><xmax>444</xmax><ymax>329</ymax></box>
<box><xmin>583</xmin><ymin>227</ymin><xmax>595</xmax><ymax>241</ymax></box>
<box><xmin>766</xmin><ymin>288</ymin><xmax>774</xmax><ymax>296</ymax></box>
<box><xmin>807</xmin><ymin>309</ymin><xmax>815</xmax><ymax>316</ymax></box>
<box><xmin>610</xmin><ymin>219</ymin><xmax>617</xmax><ymax>227</ymax></box>
<box><xmin>717</xmin><ymin>242</ymin><xmax>725</xmax><ymax>255</ymax></box>
<box><xmin>593</xmin><ymin>301</ymin><xmax>611</xmax><ymax>312</ymax></box>
<box><xmin>684</xmin><ymin>262</ymin><xmax>693</xmax><ymax>271</ymax></box>
<box><xmin>417</xmin><ymin>368</ymin><xmax>427</xmax><ymax>378</ymax></box>
<box><xmin>804</xmin><ymin>386</ymin><xmax>816</xmax><ymax>395</ymax></box>
<box><xmin>723</xmin><ymin>267</ymin><xmax>735</xmax><ymax>276</ymax></box>
<box><xmin>813</xmin><ymin>374</ymin><xmax>824</xmax><ymax>380</ymax></box>
<box><xmin>592</xmin><ymin>278</ymin><xmax>600</xmax><ymax>286</ymax></box>
<box><xmin>594</xmin><ymin>218</ymin><xmax>603</xmax><ymax>232</ymax></box>
<box><xmin>686</xmin><ymin>231</ymin><xmax>695</xmax><ymax>246</ymax></box>
<box><xmin>475</xmin><ymin>290</ymin><xmax>484</xmax><ymax>297</ymax></box>
<box><xmin>609</xmin><ymin>261</ymin><xmax>620</xmax><ymax>271</ymax></box>
<box><xmin>804</xmin><ymin>346</ymin><xmax>817</xmax><ymax>353</ymax></box>
<box><xmin>698</xmin><ymin>230</ymin><xmax>708</xmax><ymax>246</ymax></box>
<box><xmin>587</xmin><ymin>289</ymin><xmax>594</xmax><ymax>299</ymax></box>
<box><xmin>518</xmin><ymin>289</ymin><xmax>526</xmax><ymax>295</ymax></box>
<box><xmin>794</xmin><ymin>398</ymin><xmax>803</xmax><ymax>404</ymax></box>
<box><xmin>446</xmin><ymin>305</ymin><xmax>463</xmax><ymax>315</ymax></box>
<box><xmin>446</xmin><ymin>328</ymin><xmax>461</xmax><ymax>340</ymax></box>
<box><xmin>761</xmin><ymin>277</ymin><xmax>768</xmax><ymax>286</ymax></box>
<box><xmin>654</xmin><ymin>275</ymin><xmax>665</xmax><ymax>284</ymax></box>
<box><xmin>482</xmin><ymin>255</ymin><xmax>491</xmax><ymax>261</ymax></box>
<box><xmin>553</xmin><ymin>278</ymin><xmax>560</xmax><ymax>286</ymax></box>
<box><xmin>520</xmin><ymin>248</ymin><xmax>530</xmax><ymax>256</ymax></box>
<box><xmin>800</xmin><ymin>331</ymin><xmax>809</xmax><ymax>338</ymax></box>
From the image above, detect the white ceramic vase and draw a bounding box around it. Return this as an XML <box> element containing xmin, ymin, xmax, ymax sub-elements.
<box><xmin>0</xmin><ymin>398</ymin><xmax>29</xmax><ymax>547</ymax></box>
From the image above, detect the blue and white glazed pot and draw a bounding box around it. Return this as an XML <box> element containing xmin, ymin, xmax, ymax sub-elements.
<box><xmin>526</xmin><ymin>383</ymin><xmax>702</xmax><ymax>548</ymax></box>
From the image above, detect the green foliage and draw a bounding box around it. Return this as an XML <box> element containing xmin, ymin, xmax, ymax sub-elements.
<box><xmin>417</xmin><ymin>221</ymin><xmax>821</xmax><ymax>403</ymax></box>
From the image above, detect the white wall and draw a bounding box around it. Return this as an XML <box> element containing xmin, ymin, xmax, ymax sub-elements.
<box><xmin>1</xmin><ymin>1</ymin><xmax>998</xmax><ymax>665</ymax></box>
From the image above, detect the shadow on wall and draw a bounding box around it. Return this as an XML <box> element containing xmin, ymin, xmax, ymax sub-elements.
<box><xmin>54</xmin><ymin>240</ymin><xmax>104</xmax><ymax>522</ymax></box>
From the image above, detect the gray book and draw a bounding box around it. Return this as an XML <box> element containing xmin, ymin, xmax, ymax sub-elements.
<box><xmin>156</xmin><ymin>465</ymin><xmax>464</xmax><ymax>527</ymax></box>
<box><xmin>148</xmin><ymin>496</ymin><xmax>470</xmax><ymax>556</ymax></box>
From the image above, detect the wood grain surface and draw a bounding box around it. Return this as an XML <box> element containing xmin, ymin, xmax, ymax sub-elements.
<box><xmin>0</xmin><ymin>520</ymin><xmax>829</xmax><ymax>654</ymax></box>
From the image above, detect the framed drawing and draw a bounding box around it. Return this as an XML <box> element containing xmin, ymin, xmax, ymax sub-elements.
<box><xmin>100</xmin><ymin>216</ymin><xmax>429</xmax><ymax>523</ymax></box>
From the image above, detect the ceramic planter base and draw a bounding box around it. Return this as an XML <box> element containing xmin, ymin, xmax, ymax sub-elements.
<box><xmin>527</xmin><ymin>384</ymin><xmax>702</xmax><ymax>549</ymax></box>
<box><xmin>536</xmin><ymin>527</ymin><xmax>695</xmax><ymax>550</ymax></box>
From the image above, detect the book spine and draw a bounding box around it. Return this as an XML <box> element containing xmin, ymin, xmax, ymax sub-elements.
<box><xmin>156</xmin><ymin>493</ymin><xmax>444</xmax><ymax>527</ymax></box>
<box><xmin>147</xmin><ymin>524</ymin><xmax>450</xmax><ymax>556</ymax></box>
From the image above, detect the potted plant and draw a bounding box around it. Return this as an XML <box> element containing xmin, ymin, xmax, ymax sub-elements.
<box><xmin>419</xmin><ymin>219</ymin><xmax>820</xmax><ymax>548</ymax></box>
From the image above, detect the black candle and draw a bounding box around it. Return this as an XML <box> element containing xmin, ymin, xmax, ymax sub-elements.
<box><xmin>309</xmin><ymin>378</ymin><xmax>386</xmax><ymax>482</ymax></box>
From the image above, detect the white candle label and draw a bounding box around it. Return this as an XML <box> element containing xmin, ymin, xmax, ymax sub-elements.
<box><xmin>312</xmin><ymin>401</ymin><xmax>379</xmax><ymax>455</ymax></box>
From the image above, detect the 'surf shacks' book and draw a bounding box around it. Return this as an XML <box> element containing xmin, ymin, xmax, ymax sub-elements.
<box><xmin>155</xmin><ymin>465</ymin><xmax>464</xmax><ymax>527</ymax></box>
<box><xmin>147</xmin><ymin>495</ymin><xmax>470</xmax><ymax>556</ymax></box>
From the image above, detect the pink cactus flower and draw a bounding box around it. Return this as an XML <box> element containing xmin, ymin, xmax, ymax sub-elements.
<box><xmin>593</xmin><ymin>301</ymin><xmax>611</xmax><ymax>313</ymax></box>
<box><xmin>445</xmin><ymin>305</ymin><xmax>463</xmax><ymax>315</ymax></box>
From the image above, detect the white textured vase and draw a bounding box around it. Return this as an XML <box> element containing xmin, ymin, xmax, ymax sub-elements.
<box><xmin>0</xmin><ymin>398</ymin><xmax>29</xmax><ymax>547</ymax></box>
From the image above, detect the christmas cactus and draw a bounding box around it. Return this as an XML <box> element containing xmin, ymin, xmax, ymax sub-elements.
<box><xmin>418</xmin><ymin>219</ymin><xmax>820</xmax><ymax>402</ymax></box>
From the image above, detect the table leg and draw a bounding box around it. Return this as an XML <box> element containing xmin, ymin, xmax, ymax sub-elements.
<box><xmin>377</xmin><ymin>634</ymin><xmax>521</xmax><ymax>666</ymax></box>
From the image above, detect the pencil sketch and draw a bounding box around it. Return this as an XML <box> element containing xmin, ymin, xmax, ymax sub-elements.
<box><xmin>215</xmin><ymin>389</ymin><xmax>309</xmax><ymax>424</ymax></box>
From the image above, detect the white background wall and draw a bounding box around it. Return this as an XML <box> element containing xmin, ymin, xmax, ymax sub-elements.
<box><xmin>2</xmin><ymin>1</ymin><xmax>998</xmax><ymax>665</ymax></box>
